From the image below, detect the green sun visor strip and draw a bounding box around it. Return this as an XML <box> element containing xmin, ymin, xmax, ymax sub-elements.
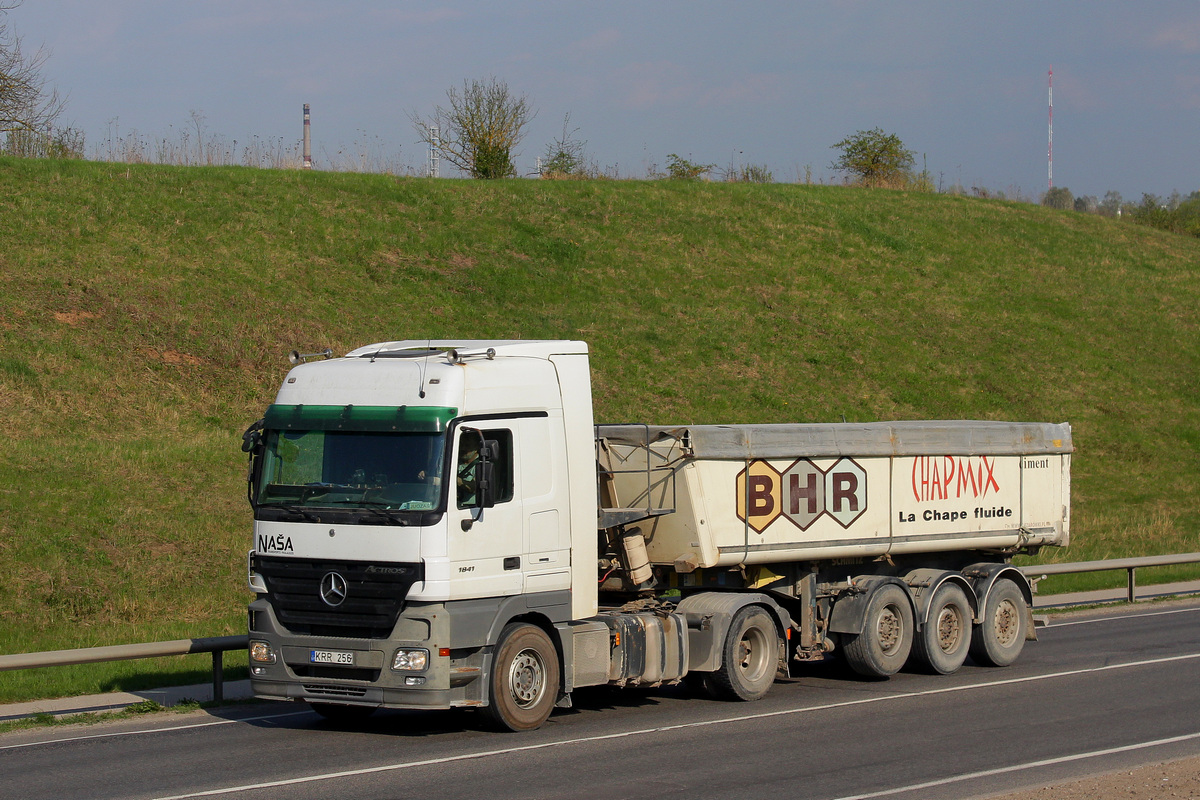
<box><xmin>263</xmin><ymin>404</ymin><xmax>458</xmax><ymax>433</ymax></box>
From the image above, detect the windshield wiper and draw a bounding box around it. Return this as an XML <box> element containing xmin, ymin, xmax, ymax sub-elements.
<box><xmin>265</xmin><ymin>503</ymin><xmax>321</xmax><ymax>522</ymax></box>
<box><xmin>356</xmin><ymin>503</ymin><xmax>409</xmax><ymax>526</ymax></box>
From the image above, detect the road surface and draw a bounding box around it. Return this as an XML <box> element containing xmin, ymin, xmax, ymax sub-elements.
<box><xmin>4</xmin><ymin>601</ymin><xmax>1199</xmax><ymax>800</ymax></box>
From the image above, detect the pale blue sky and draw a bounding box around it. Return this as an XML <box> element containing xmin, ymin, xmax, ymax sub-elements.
<box><xmin>12</xmin><ymin>1</ymin><xmax>1200</xmax><ymax>200</ymax></box>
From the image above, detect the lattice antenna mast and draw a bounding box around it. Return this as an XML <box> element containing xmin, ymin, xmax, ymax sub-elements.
<box><xmin>1048</xmin><ymin>67</ymin><xmax>1053</xmax><ymax>189</ymax></box>
<box><xmin>428</xmin><ymin>125</ymin><xmax>440</xmax><ymax>178</ymax></box>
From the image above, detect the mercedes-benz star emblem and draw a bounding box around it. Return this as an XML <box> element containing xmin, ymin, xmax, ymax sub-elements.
<box><xmin>319</xmin><ymin>571</ymin><xmax>348</xmax><ymax>607</ymax></box>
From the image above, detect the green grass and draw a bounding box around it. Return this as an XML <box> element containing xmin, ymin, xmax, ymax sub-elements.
<box><xmin>1</xmin><ymin>157</ymin><xmax>1198</xmax><ymax>701</ymax></box>
<box><xmin>0</xmin><ymin>697</ymin><xmax>212</xmax><ymax>735</ymax></box>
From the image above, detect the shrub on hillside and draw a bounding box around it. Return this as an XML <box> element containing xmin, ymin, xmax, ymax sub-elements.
<box><xmin>1127</xmin><ymin>192</ymin><xmax>1200</xmax><ymax>237</ymax></box>
<box><xmin>663</xmin><ymin>153</ymin><xmax>715</xmax><ymax>181</ymax></box>
<box><xmin>2</xmin><ymin>125</ymin><xmax>83</xmax><ymax>158</ymax></box>
<box><xmin>724</xmin><ymin>163</ymin><xmax>774</xmax><ymax>183</ymax></box>
<box><xmin>540</xmin><ymin>113</ymin><xmax>589</xmax><ymax>179</ymax></box>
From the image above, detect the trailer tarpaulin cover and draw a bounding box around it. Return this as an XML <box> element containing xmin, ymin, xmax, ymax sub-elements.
<box><xmin>597</xmin><ymin>421</ymin><xmax>1073</xmax><ymax>459</ymax></box>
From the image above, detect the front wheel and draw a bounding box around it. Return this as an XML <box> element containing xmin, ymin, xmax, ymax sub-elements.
<box><xmin>708</xmin><ymin>606</ymin><xmax>779</xmax><ymax>701</ymax></box>
<box><xmin>481</xmin><ymin>623</ymin><xmax>560</xmax><ymax>732</ymax></box>
<box><xmin>969</xmin><ymin>579</ymin><xmax>1028</xmax><ymax>667</ymax></box>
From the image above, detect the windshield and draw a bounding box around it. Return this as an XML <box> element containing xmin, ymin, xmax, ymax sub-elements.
<box><xmin>255</xmin><ymin>405</ymin><xmax>455</xmax><ymax>514</ymax></box>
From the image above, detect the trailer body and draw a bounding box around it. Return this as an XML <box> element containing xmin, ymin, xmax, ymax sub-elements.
<box><xmin>600</xmin><ymin>421</ymin><xmax>1069</xmax><ymax>568</ymax></box>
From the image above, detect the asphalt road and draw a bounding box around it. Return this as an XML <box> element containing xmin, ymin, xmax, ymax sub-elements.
<box><xmin>5</xmin><ymin>602</ymin><xmax>1199</xmax><ymax>800</ymax></box>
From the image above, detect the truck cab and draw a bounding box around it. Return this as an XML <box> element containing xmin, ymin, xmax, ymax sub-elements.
<box><xmin>244</xmin><ymin>341</ymin><xmax>600</xmax><ymax>726</ymax></box>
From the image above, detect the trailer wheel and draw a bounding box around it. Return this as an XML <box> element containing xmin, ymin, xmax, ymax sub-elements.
<box><xmin>909</xmin><ymin>582</ymin><xmax>972</xmax><ymax>675</ymax></box>
<box><xmin>843</xmin><ymin>583</ymin><xmax>914</xmax><ymax>678</ymax></box>
<box><xmin>481</xmin><ymin>623</ymin><xmax>560</xmax><ymax>732</ymax></box>
<box><xmin>969</xmin><ymin>579</ymin><xmax>1027</xmax><ymax>667</ymax></box>
<box><xmin>709</xmin><ymin>606</ymin><xmax>778</xmax><ymax>701</ymax></box>
<box><xmin>309</xmin><ymin>702</ymin><xmax>377</xmax><ymax>722</ymax></box>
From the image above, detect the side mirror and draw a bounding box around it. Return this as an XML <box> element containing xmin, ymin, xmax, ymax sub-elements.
<box><xmin>476</xmin><ymin>462</ymin><xmax>497</xmax><ymax>509</ymax></box>
<box><xmin>241</xmin><ymin>419</ymin><xmax>265</xmax><ymax>454</ymax></box>
<box><xmin>242</xmin><ymin>418</ymin><xmax>266</xmax><ymax>507</ymax></box>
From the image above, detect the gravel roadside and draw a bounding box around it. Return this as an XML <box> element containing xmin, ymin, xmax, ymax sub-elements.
<box><xmin>985</xmin><ymin>755</ymin><xmax>1200</xmax><ymax>799</ymax></box>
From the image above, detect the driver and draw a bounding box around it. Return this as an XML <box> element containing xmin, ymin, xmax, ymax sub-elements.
<box><xmin>456</xmin><ymin>437</ymin><xmax>481</xmax><ymax>507</ymax></box>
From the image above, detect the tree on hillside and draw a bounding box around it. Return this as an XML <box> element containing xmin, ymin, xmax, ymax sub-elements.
<box><xmin>1123</xmin><ymin>192</ymin><xmax>1200</xmax><ymax>238</ymax></box>
<box><xmin>411</xmin><ymin>77</ymin><xmax>535</xmax><ymax>179</ymax></box>
<box><xmin>0</xmin><ymin>0</ymin><xmax>65</xmax><ymax>137</ymax></box>
<box><xmin>830</xmin><ymin>128</ymin><xmax>914</xmax><ymax>186</ymax></box>
<box><xmin>1175</xmin><ymin>195</ymin><xmax>1200</xmax><ymax>237</ymax></box>
<box><xmin>1130</xmin><ymin>193</ymin><xmax>1171</xmax><ymax>227</ymax></box>
<box><xmin>1099</xmin><ymin>190</ymin><xmax>1123</xmax><ymax>217</ymax></box>
<box><xmin>1041</xmin><ymin>186</ymin><xmax>1074</xmax><ymax>210</ymax></box>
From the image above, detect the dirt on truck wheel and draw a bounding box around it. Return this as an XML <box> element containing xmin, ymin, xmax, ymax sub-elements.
<box><xmin>481</xmin><ymin>623</ymin><xmax>560</xmax><ymax>732</ymax></box>
<box><xmin>708</xmin><ymin>605</ymin><xmax>779</xmax><ymax>701</ymax></box>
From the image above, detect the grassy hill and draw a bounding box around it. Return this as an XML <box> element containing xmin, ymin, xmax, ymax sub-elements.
<box><xmin>1</xmin><ymin>156</ymin><xmax>1198</xmax><ymax>701</ymax></box>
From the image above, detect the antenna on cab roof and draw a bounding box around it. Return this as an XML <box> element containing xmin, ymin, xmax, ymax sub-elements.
<box><xmin>419</xmin><ymin>338</ymin><xmax>430</xmax><ymax>398</ymax></box>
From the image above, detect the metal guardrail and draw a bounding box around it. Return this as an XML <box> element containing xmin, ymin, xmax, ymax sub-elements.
<box><xmin>1021</xmin><ymin>552</ymin><xmax>1200</xmax><ymax>604</ymax></box>
<box><xmin>0</xmin><ymin>635</ymin><xmax>248</xmax><ymax>703</ymax></box>
<box><xmin>1</xmin><ymin>553</ymin><xmax>1198</xmax><ymax>707</ymax></box>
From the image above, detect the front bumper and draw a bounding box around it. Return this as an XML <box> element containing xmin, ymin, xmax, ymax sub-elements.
<box><xmin>248</xmin><ymin>598</ymin><xmax>486</xmax><ymax>709</ymax></box>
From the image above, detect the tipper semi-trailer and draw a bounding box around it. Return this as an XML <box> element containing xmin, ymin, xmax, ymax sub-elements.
<box><xmin>241</xmin><ymin>340</ymin><xmax>1072</xmax><ymax>731</ymax></box>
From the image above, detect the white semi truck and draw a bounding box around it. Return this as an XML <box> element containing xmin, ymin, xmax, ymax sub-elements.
<box><xmin>242</xmin><ymin>340</ymin><xmax>1072</xmax><ymax>731</ymax></box>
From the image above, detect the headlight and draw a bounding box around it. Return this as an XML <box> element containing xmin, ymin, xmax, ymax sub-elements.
<box><xmin>392</xmin><ymin>648</ymin><xmax>429</xmax><ymax>671</ymax></box>
<box><xmin>249</xmin><ymin>640</ymin><xmax>276</xmax><ymax>664</ymax></box>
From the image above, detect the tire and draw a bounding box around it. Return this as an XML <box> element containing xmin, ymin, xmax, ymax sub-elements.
<box><xmin>708</xmin><ymin>606</ymin><xmax>779</xmax><ymax>701</ymax></box>
<box><xmin>481</xmin><ymin>623</ymin><xmax>560</xmax><ymax>732</ymax></box>
<box><xmin>843</xmin><ymin>583</ymin><xmax>915</xmax><ymax>678</ymax></box>
<box><xmin>969</xmin><ymin>579</ymin><xmax>1028</xmax><ymax>667</ymax></box>
<box><xmin>909</xmin><ymin>582</ymin><xmax>972</xmax><ymax>675</ymax></box>
<box><xmin>309</xmin><ymin>702</ymin><xmax>377</xmax><ymax>722</ymax></box>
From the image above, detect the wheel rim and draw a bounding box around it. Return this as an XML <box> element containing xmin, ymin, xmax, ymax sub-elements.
<box><xmin>935</xmin><ymin>604</ymin><xmax>964</xmax><ymax>654</ymax></box>
<box><xmin>737</xmin><ymin>626</ymin><xmax>772</xmax><ymax>682</ymax></box>
<box><xmin>878</xmin><ymin>605</ymin><xmax>904</xmax><ymax>656</ymax></box>
<box><xmin>508</xmin><ymin>648</ymin><xmax>546</xmax><ymax>708</ymax></box>
<box><xmin>993</xmin><ymin>598</ymin><xmax>1020</xmax><ymax>648</ymax></box>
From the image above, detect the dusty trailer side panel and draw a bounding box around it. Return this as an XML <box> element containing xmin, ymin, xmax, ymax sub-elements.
<box><xmin>599</xmin><ymin>421</ymin><xmax>1072</xmax><ymax>571</ymax></box>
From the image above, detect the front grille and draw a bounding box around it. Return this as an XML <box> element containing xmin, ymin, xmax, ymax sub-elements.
<box><xmin>255</xmin><ymin>556</ymin><xmax>423</xmax><ymax>639</ymax></box>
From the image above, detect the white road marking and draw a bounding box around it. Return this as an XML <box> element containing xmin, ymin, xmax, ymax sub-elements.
<box><xmin>829</xmin><ymin>731</ymin><xmax>1200</xmax><ymax>800</ymax></box>
<box><xmin>1045</xmin><ymin>604</ymin><xmax>1200</xmax><ymax>627</ymax></box>
<box><xmin>0</xmin><ymin>710</ymin><xmax>311</xmax><ymax>751</ymax></box>
<box><xmin>145</xmin><ymin>651</ymin><xmax>1200</xmax><ymax>800</ymax></box>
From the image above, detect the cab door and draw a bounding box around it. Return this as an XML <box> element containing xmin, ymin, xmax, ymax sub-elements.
<box><xmin>446</xmin><ymin>424</ymin><xmax>524</xmax><ymax>600</ymax></box>
<box><xmin>517</xmin><ymin>414</ymin><xmax>571</xmax><ymax>598</ymax></box>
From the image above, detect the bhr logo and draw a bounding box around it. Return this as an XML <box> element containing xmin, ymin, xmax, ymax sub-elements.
<box><xmin>736</xmin><ymin>458</ymin><xmax>868</xmax><ymax>532</ymax></box>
